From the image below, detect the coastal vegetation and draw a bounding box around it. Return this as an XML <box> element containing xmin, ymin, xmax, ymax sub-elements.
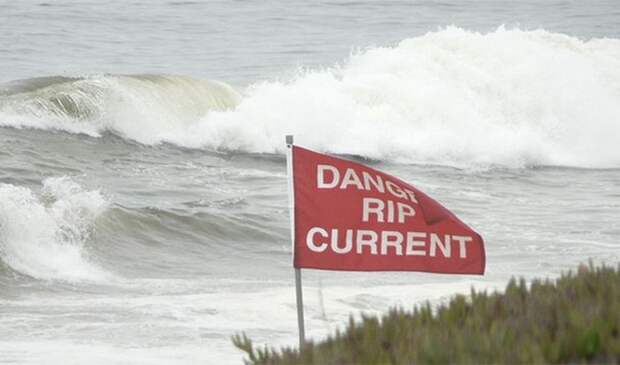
<box><xmin>233</xmin><ymin>263</ymin><xmax>620</xmax><ymax>364</ymax></box>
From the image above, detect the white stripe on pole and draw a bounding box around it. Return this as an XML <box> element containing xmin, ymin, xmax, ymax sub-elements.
<box><xmin>286</xmin><ymin>134</ymin><xmax>305</xmax><ymax>350</ymax></box>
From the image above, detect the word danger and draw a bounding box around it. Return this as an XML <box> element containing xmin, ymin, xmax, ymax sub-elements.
<box><xmin>317</xmin><ymin>165</ymin><xmax>419</xmax><ymax>203</ymax></box>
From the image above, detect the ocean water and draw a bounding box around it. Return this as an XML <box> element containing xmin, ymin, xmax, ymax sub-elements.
<box><xmin>1</xmin><ymin>0</ymin><xmax>620</xmax><ymax>363</ymax></box>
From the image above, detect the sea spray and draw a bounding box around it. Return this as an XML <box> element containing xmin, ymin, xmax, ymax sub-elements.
<box><xmin>0</xmin><ymin>177</ymin><xmax>110</xmax><ymax>282</ymax></box>
<box><xmin>187</xmin><ymin>27</ymin><xmax>620</xmax><ymax>168</ymax></box>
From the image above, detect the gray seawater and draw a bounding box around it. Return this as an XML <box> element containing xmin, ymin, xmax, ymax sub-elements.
<box><xmin>1</xmin><ymin>1</ymin><xmax>620</xmax><ymax>363</ymax></box>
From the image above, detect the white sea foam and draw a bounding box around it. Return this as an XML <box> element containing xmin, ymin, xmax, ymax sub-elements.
<box><xmin>185</xmin><ymin>27</ymin><xmax>620</xmax><ymax>168</ymax></box>
<box><xmin>1</xmin><ymin>27</ymin><xmax>620</xmax><ymax>168</ymax></box>
<box><xmin>0</xmin><ymin>177</ymin><xmax>110</xmax><ymax>282</ymax></box>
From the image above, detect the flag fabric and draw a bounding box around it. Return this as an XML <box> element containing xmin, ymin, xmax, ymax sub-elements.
<box><xmin>291</xmin><ymin>145</ymin><xmax>485</xmax><ymax>275</ymax></box>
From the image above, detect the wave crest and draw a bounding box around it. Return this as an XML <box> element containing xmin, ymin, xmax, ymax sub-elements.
<box><xmin>0</xmin><ymin>74</ymin><xmax>241</xmax><ymax>143</ymax></box>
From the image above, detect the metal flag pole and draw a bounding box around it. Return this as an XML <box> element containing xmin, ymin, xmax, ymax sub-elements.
<box><xmin>285</xmin><ymin>134</ymin><xmax>306</xmax><ymax>351</ymax></box>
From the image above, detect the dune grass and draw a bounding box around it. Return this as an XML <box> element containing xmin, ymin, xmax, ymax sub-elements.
<box><xmin>233</xmin><ymin>263</ymin><xmax>620</xmax><ymax>364</ymax></box>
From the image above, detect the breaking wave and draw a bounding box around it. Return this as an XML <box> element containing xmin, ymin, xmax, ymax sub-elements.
<box><xmin>0</xmin><ymin>177</ymin><xmax>110</xmax><ymax>282</ymax></box>
<box><xmin>0</xmin><ymin>74</ymin><xmax>241</xmax><ymax>144</ymax></box>
<box><xmin>2</xmin><ymin>27</ymin><xmax>620</xmax><ymax>168</ymax></box>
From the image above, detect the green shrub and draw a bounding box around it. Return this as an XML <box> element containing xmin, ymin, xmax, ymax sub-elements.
<box><xmin>233</xmin><ymin>263</ymin><xmax>620</xmax><ymax>364</ymax></box>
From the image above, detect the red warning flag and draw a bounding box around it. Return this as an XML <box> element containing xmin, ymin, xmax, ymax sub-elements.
<box><xmin>290</xmin><ymin>146</ymin><xmax>485</xmax><ymax>275</ymax></box>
